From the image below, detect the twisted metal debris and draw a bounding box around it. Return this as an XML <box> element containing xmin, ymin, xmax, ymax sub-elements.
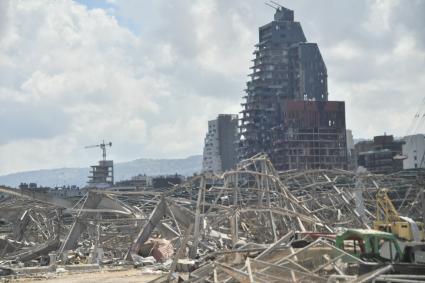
<box><xmin>0</xmin><ymin>154</ymin><xmax>424</xmax><ymax>282</ymax></box>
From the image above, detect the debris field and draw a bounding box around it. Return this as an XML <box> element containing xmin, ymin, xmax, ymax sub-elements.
<box><xmin>1</xmin><ymin>154</ymin><xmax>425</xmax><ymax>282</ymax></box>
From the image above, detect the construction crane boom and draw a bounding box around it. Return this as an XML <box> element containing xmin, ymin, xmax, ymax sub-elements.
<box><xmin>85</xmin><ymin>140</ymin><xmax>112</xmax><ymax>161</ymax></box>
<box><xmin>373</xmin><ymin>188</ymin><xmax>424</xmax><ymax>241</ymax></box>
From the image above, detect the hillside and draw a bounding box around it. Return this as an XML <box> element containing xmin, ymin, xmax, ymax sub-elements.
<box><xmin>0</xmin><ymin>155</ymin><xmax>202</xmax><ymax>188</ymax></box>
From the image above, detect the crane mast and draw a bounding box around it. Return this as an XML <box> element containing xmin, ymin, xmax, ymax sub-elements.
<box><xmin>374</xmin><ymin>188</ymin><xmax>424</xmax><ymax>241</ymax></box>
<box><xmin>85</xmin><ymin>140</ymin><xmax>112</xmax><ymax>161</ymax></box>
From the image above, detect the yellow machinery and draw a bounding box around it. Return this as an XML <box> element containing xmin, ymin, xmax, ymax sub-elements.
<box><xmin>373</xmin><ymin>189</ymin><xmax>425</xmax><ymax>241</ymax></box>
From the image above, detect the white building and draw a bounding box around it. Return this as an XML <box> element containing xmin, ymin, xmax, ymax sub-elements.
<box><xmin>402</xmin><ymin>134</ymin><xmax>425</xmax><ymax>169</ymax></box>
<box><xmin>202</xmin><ymin>120</ymin><xmax>222</xmax><ymax>173</ymax></box>
<box><xmin>346</xmin><ymin>129</ymin><xmax>354</xmax><ymax>155</ymax></box>
<box><xmin>346</xmin><ymin>129</ymin><xmax>355</xmax><ymax>170</ymax></box>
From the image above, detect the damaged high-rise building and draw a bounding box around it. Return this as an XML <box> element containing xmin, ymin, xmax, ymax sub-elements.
<box><xmin>239</xmin><ymin>5</ymin><xmax>347</xmax><ymax>170</ymax></box>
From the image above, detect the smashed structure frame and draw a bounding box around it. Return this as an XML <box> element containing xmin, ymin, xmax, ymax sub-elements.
<box><xmin>0</xmin><ymin>154</ymin><xmax>424</xmax><ymax>282</ymax></box>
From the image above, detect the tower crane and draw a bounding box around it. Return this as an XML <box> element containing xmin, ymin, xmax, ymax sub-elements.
<box><xmin>85</xmin><ymin>140</ymin><xmax>112</xmax><ymax>161</ymax></box>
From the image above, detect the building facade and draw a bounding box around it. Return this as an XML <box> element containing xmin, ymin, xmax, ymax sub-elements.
<box><xmin>202</xmin><ymin>119</ymin><xmax>222</xmax><ymax>173</ymax></box>
<box><xmin>346</xmin><ymin>129</ymin><xmax>355</xmax><ymax>169</ymax></box>
<box><xmin>239</xmin><ymin>6</ymin><xmax>347</xmax><ymax>170</ymax></box>
<box><xmin>202</xmin><ymin>114</ymin><xmax>238</xmax><ymax>173</ymax></box>
<box><xmin>346</xmin><ymin>130</ymin><xmax>354</xmax><ymax>156</ymax></box>
<box><xmin>355</xmin><ymin>135</ymin><xmax>404</xmax><ymax>174</ymax></box>
<box><xmin>402</xmin><ymin>134</ymin><xmax>425</xmax><ymax>169</ymax></box>
<box><xmin>272</xmin><ymin>100</ymin><xmax>347</xmax><ymax>170</ymax></box>
<box><xmin>88</xmin><ymin>160</ymin><xmax>114</xmax><ymax>188</ymax></box>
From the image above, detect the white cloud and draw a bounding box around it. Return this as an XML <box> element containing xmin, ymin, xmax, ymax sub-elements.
<box><xmin>0</xmin><ymin>0</ymin><xmax>424</xmax><ymax>175</ymax></box>
<box><xmin>327</xmin><ymin>41</ymin><xmax>362</xmax><ymax>60</ymax></box>
<box><xmin>363</xmin><ymin>0</ymin><xmax>400</xmax><ymax>33</ymax></box>
<box><xmin>0</xmin><ymin>0</ymin><xmax>165</xmax><ymax>173</ymax></box>
<box><xmin>0</xmin><ymin>0</ymin><xmax>244</xmax><ymax>174</ymax></box>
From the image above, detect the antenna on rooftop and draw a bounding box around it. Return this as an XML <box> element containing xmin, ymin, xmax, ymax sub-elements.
<box><xmin>85</xmin><ymin>140</ymin><xmax>112</xmax><ymax>161</ymax></box>
<box><xmin>270</xmin><ymin>1</ymin><xmax>284</xmax><ymax>9</ymax></box>
<box><xmin>265</xmin><ymin>1</ymin><xmax>279</xmax><ymax>10</ymax></box>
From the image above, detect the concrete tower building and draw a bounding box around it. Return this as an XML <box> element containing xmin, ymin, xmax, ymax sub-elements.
<box><xmin>239</xmin><ymin>5</ymin><xmax>347</xmax><ymax>170</ymax></box>
<box><xmin>203</xmin><ymin>114</ymin><xmax>238</xmax><ymax>173</ymax></box>
<box><xmin>402</xmin><ymin>134</ymin><xmax>425</xmax><ymax>169</ymax></box>
<box><xmin>202</xmin><ymin>119</ymin><xmax>222</xmax><ymax>173</ymax></box>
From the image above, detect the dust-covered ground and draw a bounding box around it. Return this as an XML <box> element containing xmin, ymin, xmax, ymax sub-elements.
<box><xmin>9</xmin><ymin>269</ymin><xmax>163</xmax><ymax>283</ymax></box>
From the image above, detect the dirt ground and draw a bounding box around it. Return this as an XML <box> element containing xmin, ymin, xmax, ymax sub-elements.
<box><xmin>11</xmin><ymin>269</ymin><xmax>163</xmax><ymax>283</ymax></box>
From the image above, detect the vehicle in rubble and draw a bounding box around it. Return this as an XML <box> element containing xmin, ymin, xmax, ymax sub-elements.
<box><xmin>373</xmin><ymin>188</ymin><xmax>425</xmax><ymax>241</ymax></box>
<box><xmin>336</xmin><ymin>229</ymin><xmax>425</xmax><ymax>264</ymax></box>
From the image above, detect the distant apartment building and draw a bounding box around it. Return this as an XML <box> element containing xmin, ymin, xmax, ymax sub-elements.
<box><xmin>18</xmin><ymin>183</ymin><xmax>83</xmax><ymax>198</ymax></box>
<box><xmin>202</xmin><ymin>114</ymin><xmax>238</xmax><ymax>173</ymax></box>
<box><xmin>115</xmin><ymin>174</ymin><xmax>153</xmax><ymax>188</ymax></box>
<box><xmin>402</xmin><ymin>134</ymin><xmax>425</xmax><ymax>169</ymax></box>
<box><xmin>203</xmin><ymin>119</ymin><xmax>222</xmax><ymax>173</ymax></box>
<box><xmin>152</xmin><ymin>174</ymin><xmax>184</xmax><ymax>189</ymax></box>
<box><xmin>355</xmin><ymin>134</ymin><xmax>404</xmax><ymax>174</ymax></box>
<box><xmin>111</xmin><ymin>174</ymin><xmax>184</xmax><ymax>191</ymax></box>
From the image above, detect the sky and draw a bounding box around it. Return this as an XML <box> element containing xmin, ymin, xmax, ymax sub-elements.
<box><xmin>0</xmin><ymin>0</ymin><xmax>424</xmax><ymax>175</ymax></box>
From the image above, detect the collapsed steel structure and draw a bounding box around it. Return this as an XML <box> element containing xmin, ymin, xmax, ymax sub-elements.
<box><xmin>0</xmin><ymin>154</ymin><xmax>424</xmax><ymax>282</ymax></box>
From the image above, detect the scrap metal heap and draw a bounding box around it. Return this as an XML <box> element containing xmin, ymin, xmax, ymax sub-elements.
<box><xmin>0</xmin><ymin>154</ymin><xmax>425</xmax><ymax>282</ymax></box>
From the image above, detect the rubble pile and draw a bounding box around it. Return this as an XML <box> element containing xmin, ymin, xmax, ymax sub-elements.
<box><xmin>1</xmin><ymin>154</ymin><xmax>424</xmax><ymax>282</ymax></box>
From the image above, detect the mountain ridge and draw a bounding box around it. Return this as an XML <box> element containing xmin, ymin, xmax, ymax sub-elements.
<box><xmin>0</xmin><ymin>155</ymin><xmax>202</xmax><ymax>188</ymax></box>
